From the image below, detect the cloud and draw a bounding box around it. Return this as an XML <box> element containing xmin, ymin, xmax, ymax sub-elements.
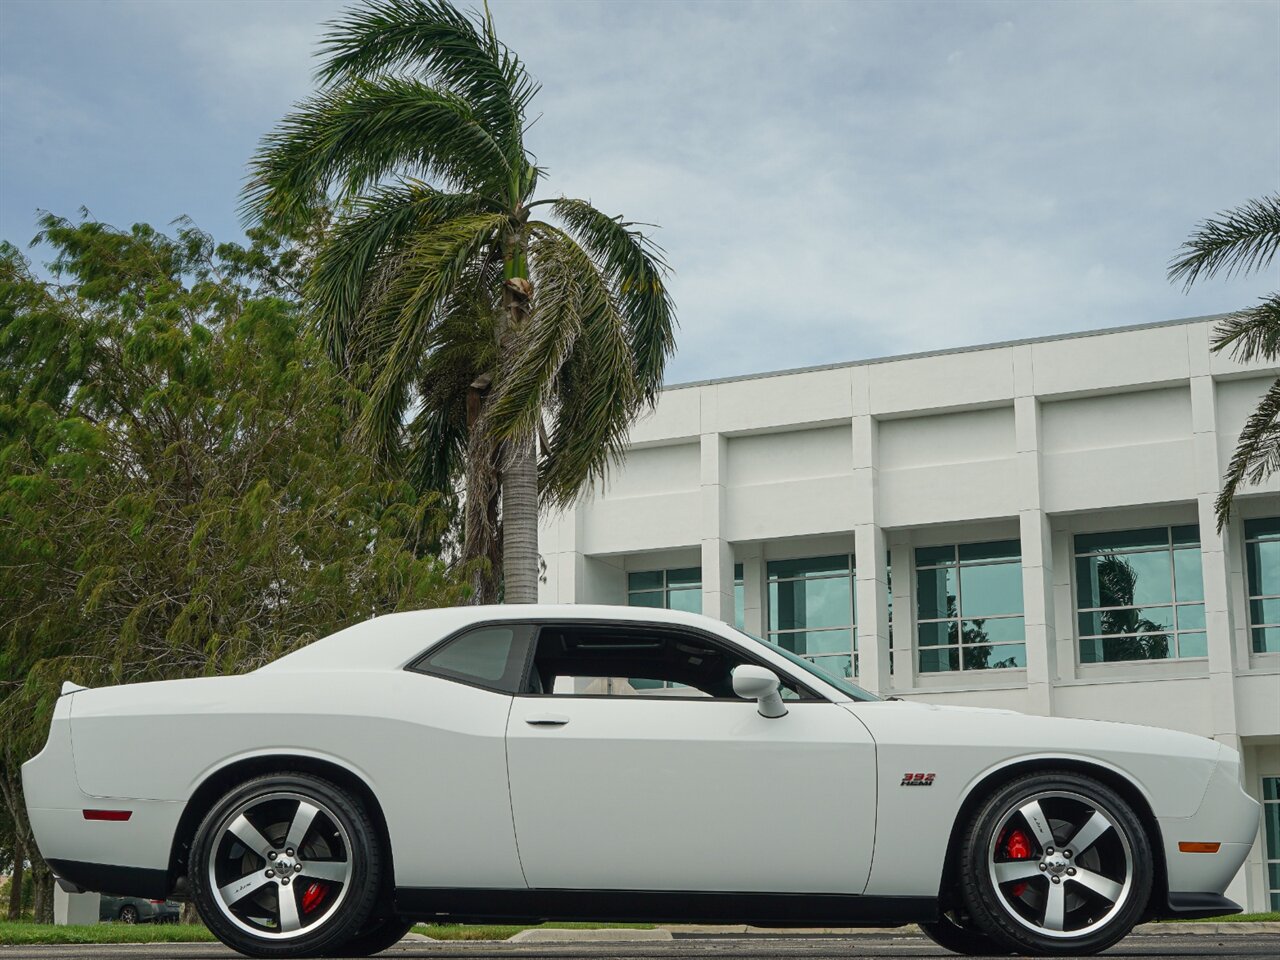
<box><xmin>2</xmin><ymin>0</ymin><xmax>1276</xmax><ymax>383</ymax></box>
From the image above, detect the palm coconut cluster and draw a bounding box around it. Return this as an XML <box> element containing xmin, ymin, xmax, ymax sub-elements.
<box><xmin>1170</xmin><ymin>194</ymin><xmax>1280</xmax><ymax>528</ymax></box>
<box><xmin>245</xmin><ymin>0</ymin><xmax>675</xmax><ymax>602</ymax></box>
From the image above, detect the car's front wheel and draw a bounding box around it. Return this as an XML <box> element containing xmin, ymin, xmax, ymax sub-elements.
<box><xmin>118</xmin><ymin>904</ymin><xmax>138</xmax><ymax>924</ymax></box>
<box><xmin>189</xmin><ymin>772</ymin><xmax>382</xmax><ymax>959</ymax></box>
<box><xmin>959</xmin><ymin>771</ymin><xmax>1152</xmax><ymax>956</ymax></box>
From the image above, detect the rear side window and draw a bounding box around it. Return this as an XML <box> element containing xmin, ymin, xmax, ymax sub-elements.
<box><xmin>409</xmin><ymin>624</ymin><xmax>532</xmax><ymax>693</ymax></box>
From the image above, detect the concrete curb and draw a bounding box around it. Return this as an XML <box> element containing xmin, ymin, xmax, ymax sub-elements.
<box><xmin>662</xmin><ymin>922</ymin><xmax>1280</xmax><ymax>937</ymax></box>
<box><xmin>509</xmin><ymin>928</ymin><xmax>674</xmax><ymax>942</ymax></box>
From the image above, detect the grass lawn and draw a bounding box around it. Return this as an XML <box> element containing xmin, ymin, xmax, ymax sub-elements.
<box><xmin>0</xmin><ymin>921</ymin><xmax>217</xmax><ymax>944</ymax></box>
<box><xmin>0</xmin><ymin>919</ymin><xmax>655</xmax><ymax>945</ymax></box>
<box><xmin>1162</xmin><ymin>912</ymin><xmax>1279</xmax><ymax>923</ymax></box>
<box><xmin>414</xmin><ymin>921</ymin><xmax>656</xmax><ymax>940</ymax></box>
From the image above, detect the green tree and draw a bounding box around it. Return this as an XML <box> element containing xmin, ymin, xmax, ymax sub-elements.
<box><xmin>0</xmin><ymin>214</ymin><xmax>466</xmax><ymax>919</ymax></box>
<box><xmin>1170</xmin><ymin>194</ymin><xmax>1280</xmax><ymax>528</ymax></box>
<box><xmin>244</xmin><ymin>0</ymin><xmax>676</xmax><ymax>603</ymax></box>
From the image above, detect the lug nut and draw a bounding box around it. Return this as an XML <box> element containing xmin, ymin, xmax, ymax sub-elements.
<box><xmin>1051</xmin><ymin>876</ymin><xmax>1061</xmax><ymax>884</ymax></box>
<box><xmin>285</xmin><ymin>848</ymin><xmax>295</xmax><ymax>857</ymax></box>
<box><xmin>1038</xmin><ymin>863</ymin><xmax>1047</xmax><ymax>871</ymax></box>
<box><xmin>1045</xmin><ymin>847</ymin><xmax>1054</xmax><ymax>854</ymax></box>
<box><xmin>1067</xmin><ymin>867</ymin><xmax>1076</xmax><ymax>876</ymax></box>
<box><xmin>267</xmin><ymin>851</ymin><xmax>277</xmax><ymax>860</ymax></box>
<box><xmin>281</xmin><ymin>877</ymin><xmax>290</xmax><ymax>886</ymax></box>
<box><xmin>1063</xmin><ymin>850</ymin><xmax>1072</xmax><ymax>858</ymax></box>
<box><xmin>294</xmin><ymin>863</ymin><xmax>303</xmax><ymax>872</ymax></box>
<box><xmin>265</xmin><ymin>869</ymin><xmax>275</xmax><ymax>878</ymax></box>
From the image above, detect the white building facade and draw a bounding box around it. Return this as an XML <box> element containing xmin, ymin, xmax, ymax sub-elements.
<box><xmin>537</xmin><ymin>315</ymin><xmax>1280</xmax><ymax>912</ymax></box>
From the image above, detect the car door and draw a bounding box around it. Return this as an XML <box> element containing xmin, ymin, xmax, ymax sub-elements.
<box><xmin>505</xmin><ymin>621</ymin><xmax>878</xmax><ymax>894</ymax></box>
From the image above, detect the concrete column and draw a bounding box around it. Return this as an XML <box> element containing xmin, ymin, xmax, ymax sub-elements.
<box><xmin>700</xmin><ymin>432</ymin><xmax>734</xmax><ymax>623</ymax></box>
<box><xmin>889</xmin><ymin>537</ymin><xmax>915</xmax><ymax>689</ymax></box>
<box><xmin>54</xmin><ymin>886</ymin><xmax>99</xmax><ymax>925</ymax></box>
<box><xmin>740</xmin><ymin>544</ymin><xmax>764</xmax><ymax>636</ymax></box>
<box><xmin>1190</xmin><ymin>364</ymin><xmax>1241</xmax><ymax>750</ymax></box>
<box><xmin>539</xmin><ymin>506</ymin><xmax>586</xmax><ymax>603</ymax></box>
<box><xmin>1014</xmin><ymin>347</ymin><xmax>1056</xmax><ymax>715</ymax></box>
<box><xmin>852</xmin><ymin>412</ymin><xmax>890</xmax><ymax>694</ymax></box>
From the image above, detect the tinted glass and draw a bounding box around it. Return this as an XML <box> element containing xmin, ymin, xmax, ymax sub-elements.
<box><xmin>1177</xmin><ymin>632</ymin><xmax>1208</xmax><ymax>658</ymax></box>
<box><xmin>959</xmin><ymin>539</ymin><xmax>1020</xmax><ymax>563</ymax></box>
<box><xmin>667</xmin><ymin>587</ymin><xmax>702</xmax><ymax>613</ymax></box>
<box><xmin>1076</xmin><ymin>553</ymin><xmax>1172</xmax><ymax>608</ymax></box>
<box><xmin>919</xmin><ymin>646</ymin><xmax>960</xmax><ymax>673</ymax></box>
<box><xmin>667</xmin><ymin>567</ymin><xmax>701</xmax><ymax>586</ymax></box>
<box><xmin>963</xmin><ymin>617</ymin><xmax>1024</xmax><ymax>644</ymax></box>
<box><xmin>767</xmin><ymin>555</ymin><xmax>850</xmax><ymax>580</ymax></box>
<box><xmin>769</xmin><ymin>577</ymin><xmax>851</xmax><ymax>631</ymax></box>
<box><xmin>919</xmin><ymin>620</ymin><xmax>959</xmax><ymax>647</ymax></box>
<box><xmin>1075</xmin><ymin>527</ymin><xmax>1170</xmax><ymax>553</ymax></box>
<box><xmin>1254</xmin><ymin>625</ymin><xmax>1280</xmax><ymax>654</ymax></box>
<box><xmin>916</xmin><ymin>566</ymin><xmax>957</xmax><ymax>620</ymax></box>
<box><xmin>628</xmin><ymin>590</ymin><xmax>663</xmax><ymax>608</ymax></box>
<box><xmin>1248</xmin><ymin>539</ymin><xmax>1280</xmax><ymax>597</ymax></box>
<box><xmin>415</xmin><ymin>626</ymin><xmax>526</xmax><ymax>692</ymax></box>
<box><xmin>960</xmin><ymin>562</ymin><xmax>1024</xmax><ymax>616</ymax></box>
<box><xmin>1172</xmin><ymin>548</ymin><xmax>1204</xmax><ymax>602</ymax></box>
<box><xmin>627</xmin><ymin>570</ymin><xmax>663</xmax><ymax>591</ymax></box>
<box><xmin>915</xmin><ymin>545</ymin><xmax>955</xmax><ymax>567</ymax></box>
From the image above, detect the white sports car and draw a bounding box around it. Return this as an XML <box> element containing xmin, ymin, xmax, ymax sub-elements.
<box><xmin>24</xmin><ymin>606</ymin><xmax>1259</xmax><ymax>958</ymax></box>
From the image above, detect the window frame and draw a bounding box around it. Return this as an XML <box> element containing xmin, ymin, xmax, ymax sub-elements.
<box><xmin>913</xmin><ymin>539</ymin><xmax>1025</xmax><ymax>674</ymax></box>
<box><xmin>517</xmin><ymin>619</ymin><xmax>826</xmax><ymax>703</ymax></box>
<box><xmin>1072</xmin><ymin>524</ymin><xmax>1206</xmax><ymax>665</ymax></box>
<box><xmin>765</xmin><ymin>553</ymin><xmax>857</xmax><ymax>679</ymax></box>
<box><xmin>1263</xmin><ymin>775</ymin><xmax>1280</xmax><ymax>912</ymax></box>
<box><xmin>1244</xmin><ymin>518</ymin><xmax>1280</xmax><ymax>655</ymax></box>
<box><xmin>626</xmin><ymin>566</ymin><xmax>702</xmax><ymax>613</ymax></box>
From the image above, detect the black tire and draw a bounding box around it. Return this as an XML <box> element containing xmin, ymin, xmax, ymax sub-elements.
<box><xmin>959</xmin><ymin>771</ymin><xmax>1152</xmax><ymax>956</ymax></box>
<box><xmin>189</xmin><ymin>772</ymin><xmax>382</xmax><ymax>959</ymax></box>
<box><xmin>324</xmin><ymin>916</ymin><xmax>415</xmax><ymax>956</ymax></box>
<box><xmin>118</xmin><ymin>904</ymin><xmax>138</xmax><ymax>924</ymax></box>
<box><xmin>919</xmin><ymin>912</ymin><xmax>1012</xmax><ymax>955</ymax></box>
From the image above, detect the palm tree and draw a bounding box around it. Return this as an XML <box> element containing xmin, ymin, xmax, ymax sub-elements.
<box><xmin>244</xmin><ymin>0</ymin><xmax>675</xmax><ymax>602</ymax></box>
<box><xmin>1169</xmin><ymin>194</ymin><xmax>1280</xmax><ymax>529</ymax></box>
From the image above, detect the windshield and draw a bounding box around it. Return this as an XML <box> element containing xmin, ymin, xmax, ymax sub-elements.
<box><xmin>733</xmin><ymin>628</ymin><xmax>879</xmax><ymax>702</ymax></box>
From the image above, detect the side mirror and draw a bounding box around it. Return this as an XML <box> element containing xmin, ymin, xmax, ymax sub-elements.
<box><xmin>731</xmin><ymin>664</ymin><xmax>788</xmax><ymax>718</ymax></box>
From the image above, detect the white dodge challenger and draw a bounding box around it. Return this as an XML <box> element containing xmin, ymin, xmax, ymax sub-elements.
<box><xmin>24</xmin><ymin>605</ymin><xmax>1259</xmax><ymax>958</ymax></box>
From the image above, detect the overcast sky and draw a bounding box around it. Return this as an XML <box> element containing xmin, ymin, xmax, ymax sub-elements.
<box><xmin>2</xmin><ymin>0</ymin><xmax>1277</xmax><ymax>383</ymax></box>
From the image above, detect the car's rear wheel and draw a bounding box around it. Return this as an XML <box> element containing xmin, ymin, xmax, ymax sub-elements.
<box><xmin>118</xmin><ymin>904</ymin><xmax>138</xmax><ymax>924</ymax></box>
<box><xmin>919</xmin><ymin>911</ymin><xmax>1012</xmax><ymax>955</ymax></box>
<box><xmin>959</xmin><ymin>771</ymin><xmax>1152</xmax><ymax>956</ymax></box>
<box><xmin>189</xmin><ymin>773</ymin><xmax>382</xmax><ymax>959</ymax></box>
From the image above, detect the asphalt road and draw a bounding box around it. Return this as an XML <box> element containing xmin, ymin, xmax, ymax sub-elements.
<box><xmin>2</xmin><ymin>934</ymin><xmax>1277</xmax><ymax>960</ymax></box>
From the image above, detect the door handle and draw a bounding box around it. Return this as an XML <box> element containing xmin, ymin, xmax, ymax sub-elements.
<box><xmin>525</xmin><ymin>714</ymin><xmax>570</xmax><ymax>726</ymax></box>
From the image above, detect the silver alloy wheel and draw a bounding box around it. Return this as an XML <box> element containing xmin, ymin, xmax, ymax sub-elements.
<box><xmin>206</xmin><ymin>791</ymin><xmax>354</xmax><ymax>942</ymax></box>
<box><xmin>986</xmin><ymin>790</ymin><xmax>1134</xmax><ymax>940</ymax></box>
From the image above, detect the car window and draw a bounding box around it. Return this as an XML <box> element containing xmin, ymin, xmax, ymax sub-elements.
<box><xmin>409</xmin><ymin>624</ymin><xmax>532</xmax><ymax>693</ymax></box>
<box><xmin>525</xmin><ymin>623</ymin><xmax>815</xmax><ymax>700</ymax></box>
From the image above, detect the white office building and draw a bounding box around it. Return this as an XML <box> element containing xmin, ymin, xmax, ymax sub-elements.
<box><xmin>537</xmin><ymin>314</ymin><xmax>1280</xmax><ymax>912</ymax></box>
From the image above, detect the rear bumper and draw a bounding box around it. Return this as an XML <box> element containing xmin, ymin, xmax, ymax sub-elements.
<box><xmin>48</xmin><ymin>860</ymin><xmax>170</xmax><ymax>900</ymax></box>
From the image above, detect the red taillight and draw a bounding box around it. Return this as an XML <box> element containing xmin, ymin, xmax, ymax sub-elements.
<box><xmin>301</xmin><ymin>882</ymin><xmax>328</xmax><ymax>915</ymax></box>
<box><xmin>82</xmin><ymin>809</ymin><xmax>131</xmax><ymax>821</ymax></box>
<box><xmin>149</xmin><ymin>900</ymin><xmax>165</xmax><ymax>904</ymax></box>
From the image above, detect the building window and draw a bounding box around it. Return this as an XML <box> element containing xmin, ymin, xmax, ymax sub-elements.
<box><xmin>1265</xmin><ymin>777</ymin><xmax>1280</xmax><ymax>911</ymax></box>
<box><xmin>766</xmin><ymin>555</ymin><xmax>856</xmax><ymax>679</ymax></box>
<box><xmin>1074</xmin><ymin>525</ymin><xmax>1206</xmax><ymax>664</ymax></box>
<box><xmin>1245</xmin><ymin>518</ymin><xmax>1280</xmax><ymax>654</ymax></box>
<box><xmin>627</xmin><ymin>567</ymin><xmax>701</xmax><ymax>613</ymax></box>
<box><xmin>915</xmin><ymin>540</ymin><xmax>1024</xmax><ymax>673</ymax></box>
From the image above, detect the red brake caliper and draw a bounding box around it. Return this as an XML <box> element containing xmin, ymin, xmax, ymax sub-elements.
<box><xmin>301</xmin><ymin>881</ymin><xmax>328</xmax><ymax>914</ymax></box>
<box><xmin>1003</xmin><ymin>828</ymin><xmax>1033</xmax><ymax>897</ymax></box>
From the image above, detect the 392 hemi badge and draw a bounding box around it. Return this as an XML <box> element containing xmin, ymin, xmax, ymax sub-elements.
<box><xmin>900</xmin><ymin>772</ymin><xmax>936</xmax><ymax>786</ymax></box>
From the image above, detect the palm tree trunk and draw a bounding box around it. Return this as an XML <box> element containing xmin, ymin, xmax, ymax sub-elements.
<box><xmin>501</xmin><ymin>431</ymin><xmax>539</xmax><ymax>603</ymax></box>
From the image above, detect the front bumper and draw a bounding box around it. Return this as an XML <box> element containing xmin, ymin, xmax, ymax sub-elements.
<box><xmin>1154</xmin><ymin>749</ymin><xmax>1259</xmax><ymax>918</ymax></box>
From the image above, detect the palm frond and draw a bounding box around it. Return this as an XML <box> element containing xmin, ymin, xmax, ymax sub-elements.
<box><xmin>356</xmin><ymin>212</ymin><xmax>506</xmax><ymax>455</ymax></box>
<box><xmin>318</xmin><ymin>0</ymin><xmax>537</xmax><ymax>165</ymax></box>
<box><xmin>1215</xmin><ymin>375</ymin><xmax>1280</xmax><ymax>530</ymax></box>
<box><xmin>1209</xmin><ymin>294</ymin><xmax>1280</xmax><ymax>364</ymax></box>
<box><xmin>522</xmin><ymin>224</ymin><xmax>645</xmax><ymax>508</ymax></box>
<box><xmin>243</xmin><ymin>77</ymin><xmax>511</xmax><ymax>230</ymax></box>
<box><xmin>547</xmin><ymin>198</ymin><xmax>675</xmax><ymax>399</ymax></box>
<box><xmin>308</xmin><ymin>181</ymin><xmax>490</xmax><ymax>365</ymax></box>
<box><xmin>484</xmin><ymin>227</ymin><xmax>594</xmax><ymax>437</ymax></box>
<box><xmin>1169</xmin><ymin>194</ymin><xmax>1280</xmax><ymax>288</ymax></box>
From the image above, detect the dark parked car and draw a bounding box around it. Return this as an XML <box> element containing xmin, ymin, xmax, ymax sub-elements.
<box><xmin>99</xmin><ymin>894</ymin><xmax>180</xmax><ymax>923</ymax></box>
